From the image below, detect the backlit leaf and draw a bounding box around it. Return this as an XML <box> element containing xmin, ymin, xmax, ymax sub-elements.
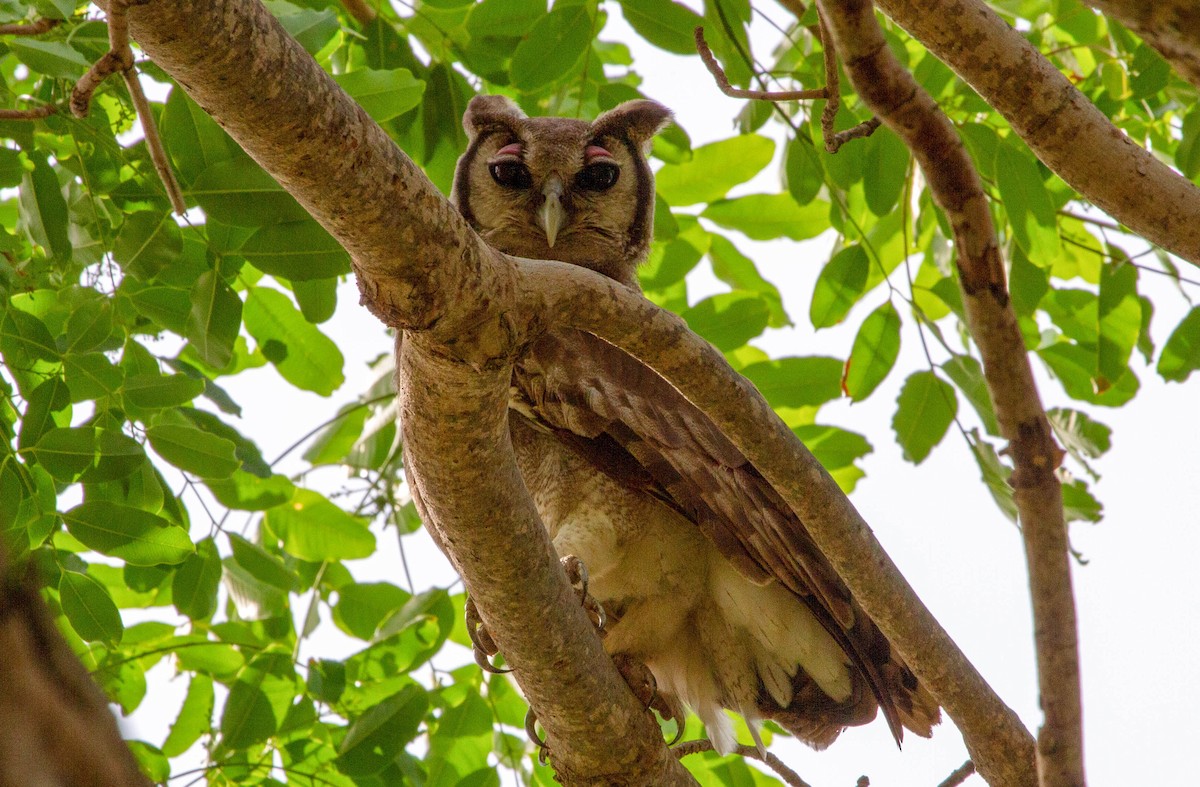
<box><xmin>702</xmin><ymin>194</ymin><xmax>829</xmax><ymax>241</ymax></box>
<box><xmin>186</xmin><ymin>270</ymin><xmax>242</xmax><ymax>369</ymax></box>
<box><xmin>60</xmin><ymin>570</ymin><xmax>123</xmax><ymax>645</ymax></box>
<box><xmin>240</xmin><ymin>220</ymin><xmax>352</xmax><ymax>280</ymax></box>
<box><xmin>681</xmin><ymin>292</ymin><xmax>770</xmax><ymax>351</ymax></box>
<box><xmin>995</xmin><ymin>141</ymin><xmax>1059</xmax><ymax>265</ymax></box>
<box><xmin>265</xmin><ymin>489</ymin><xmax>375</xmax><ymax>561</ymax></box>
<box><xmin>62</xmin><ymin>501</ymin><xmax>194</xmax><ymax>566</ymax></box>
<box><xmin>334</xmin><ymin>68</ymin><xmax>425</xmax><ymax>123</ymax></box>
<box><xmin>843</xmin><ymin>301</ymin><xmax>901</xmax><ymax>402</ymax></box>
<box><xmin>656</xmin><ymin>135</ymin><xmax>774</xmax><ymax>206</ymax></box>
<box><xmin>148</xmin><ymin>423</ymin><xmax>240</xmax><ymax>479</ymax></box>
<box><xmin>244</xmin><ymin>287</ymin><xmax>345</xmax><ymax>395</ymax></box>
<box><xmin>742</xmin><ymin>357</ymin><xmax>843</xmax><ymax>408</ymax></box>
<box><xmin>173</xmin><ymin>538</ymin><xmax>222</xmax><ymax>620</ymax></box>
<box><xmin>510</xmin><ymin>4</ymin><xmax>593</xmax><ymax>91</ymax></box>
<box><xmin>1157</xmin><ymin>306</ymin><xmax>1200</xmax><ymax>383</ymax></box>
<box><xmin>892</xmin><ymin>371</ymin><xmax>957</xmax><ymax>464</ymax></box>
<box><xmin>618</xmin><ymin>0</ymin><xmax>704</xmax><ymax>54</ymax></box>
<box><xmin>810</xmin><ymin>245</ymin><xmax>869</xmax><ymax>329</ymax></box>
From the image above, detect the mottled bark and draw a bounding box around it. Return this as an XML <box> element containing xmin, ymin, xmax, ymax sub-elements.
<box><xmin>873</xmin><ymin>0</ymin><xmax>1200</xmax><ymax>268</ymax></box>
<box><xmin>0</xmin><ymin>551</ymin><xmax>151</xmax><ymax>787</ymax></box>
<box><xmin>814</xmin><ymin>1</ymin><xmax>1080</xmax><ymax>786</ymax></box>
<box><xmin>1087</xmin><ymin>0</ymin><xmax>1200</xmax><ymax>89</ymax></box>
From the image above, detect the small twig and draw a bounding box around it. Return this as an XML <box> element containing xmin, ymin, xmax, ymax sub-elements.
<box><xmin>855</xmin><ymin>778</ymin><xmax>869</xmax><ymax>787</ymax></box>
<box><xmin>694</xmin><ymin>26</ymin><xmax>827</xmax><ymax>100</ymax></box>
<box><xmin>0</xmin><ymin>17</ymin><xmax>61</xmax><ymax>35</ymax></box>
<box><xmin>0</xmin><ymin>105</ymin><xmax>55</xmax><ymax>120</ymax></box>
<box><xmin>814</xmin><ymin>12</ymin><xmax>880</xmax><ymax>152</ymax></box>
<box><xmin>674</xmin><ymin>739</ymin><xmax>812</xmax><ymax>787</ymax></box>
<box><xmin>71</xmin><ymin>0</ymin><xmax>186</xmax><ymax>214</ymax></box>
<box><xmin>936</xmin><ymin>760</ymin><xmax>976</xmax><ymax>787</ymax></box>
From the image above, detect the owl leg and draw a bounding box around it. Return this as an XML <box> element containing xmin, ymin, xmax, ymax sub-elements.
<box><xmin>464</xmin><ymin>597</ymin><xmax>511</xmax><ymax>674</ymax></box>
<box><xmin>612</xmin><ymin>653</ymin><xmax>686</xmax><ymax>746</ymax></box>
<box><xmin>559</xmin><ymin>554</ymin><xmax>606</xmax><ymax>634</ymax></box>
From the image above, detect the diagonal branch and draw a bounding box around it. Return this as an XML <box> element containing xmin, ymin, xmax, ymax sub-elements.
<box><xmin>871</xmin><ymin>0</ymin><xmax>1200</xmax><ymax>268</ymax></box>
<box><xmin>813</xmin><ymin>0</ymin><xmax>1080</xmax><ymax>785</ymax></box>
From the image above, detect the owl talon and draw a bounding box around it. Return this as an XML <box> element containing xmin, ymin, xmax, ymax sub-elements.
<box><xmin>525</xmin><ymin>707</ymin><xmax>549</xmax><ymax>762</ymax></box>
<box><xmin>561</xmin><ymin>555</ymin><xmax>606</xmax><ymax>633</ymax></box>
<box><xmin>465</xmin><ymin>596</ymin><xmax>512</xmax><ymax>674</ymax></box>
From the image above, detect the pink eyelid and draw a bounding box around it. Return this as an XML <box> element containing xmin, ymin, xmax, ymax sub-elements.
<box><xmin>585</xmin><ymin>145</ymin><xmax>614</xmax><ymax>161</ymax></box>
<box><xmin>495</xmin><ymin>143</ymin><xmax>522</xmax><ymax>157</ymax></box>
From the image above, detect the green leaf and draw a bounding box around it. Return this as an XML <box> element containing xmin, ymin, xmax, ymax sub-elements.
<box><xmin>843</xmin><ymin>301</ymin><xmax>901</xmax><ymax>402</ymax></box>
<box><xmin>1095</xmin><ymin>262</ymin><xmax>1139</xmax><ymax>392</ymax></box>
<box><xmin>510</xmin><ymin>4</ymin><xmax>594</xmax><ymax>91</ymax></box>
<box><xmin>968</xmin><ymin>432</ymin><xmax>1016</xmax><ymax>521</ymax></box>
<box><xmin>7</xmin><ymin>38</ymin><xmax>90</xmax><ymax>79</ymax></box>
<box><xmin>147</xmin><ymin>423</ymin><xmax>240</xmax><ymax>479</ymax></box>
<box><xmin>292</xmin><ymin>275</ymin><xmax>338</xmax><ymax>324</ymax></box>
<box><xmin>265</xmin><ymin>489</ymin><xmax>375</xmax><ymax>561</ymax></box>
<box><xmin>618</xmin><ymin>0</ymin><xmax>704</xmax><ymax>54</ymax></box>
<box><xmin>163</xmin><ymin>674</ymin><xmax>214</xmax><ymax>757</ymax></box>
<box><xmin>174</xmin><ymin>637</ymin><xmax>245</xmax><ymax>676</ymax></box>
<box><xmin>161</xmin><ymin>87</ymin><xmax>240</xmax><ymax>186</ymax></box>
<box><xmin>335</xmin><ymin>582</ymin><xmax>411</xmax><ymax>640</ymax></box>
<box><xmin>1048</xmin><ymin>407</ymin><xmax>1111</xmax><ymax>461</ymax></box>
<box><xmin>467</xmin><ymin>0</ymin><xmax>545</xmax><ymax>37</ymax></box>
<box><xmin>793</xmin><ymin>424</ymin><xmax>871</xmax><ymax>471</ymax></box>
<box><xmin>189</xmin><ymin>160</ymin><xmax>310</xmax><ymax>227</ymax></box>
<box><xmin>30</xmin><ymin>426</ymin><xmax>97</xmax><ymax>481</ymax></box>
<box><xmin>65</xmin><ymin>298</ymin><xmax>114</xmax><ymax>355</ymax></box>
<box><xmin>186</xmin><ymin>269</ymin><xmax>242</xmax><ymax>369</ymax></box>
<box><xmin>228</xmin><ymin>533</ymin><xmax>299</xmax><ymax>592</ymax></box>
<box><xmin>784</xmin><ymin>137</ymin><xmax>824</xmax><ymax>205</ymax></box>
<box><xmin>707</xmin><ymin>234</ymin><xmax>788</xmax><ymax>327</ymax></box>
<box><xmin>1040</xmin><ymin>342</ymin><xmax>1139</xmax><ymax>406</ymax></box>
<box><xmin>701</xmin><ymin>194</ymin><xmax>829</xmax><ymax>241</ymax></box>
<box><xmin>244</xmin><ymin>287</ymin><xmax>345</xmax><ymax>395</ymax></box>
<box><xmin>1</xmin><ymin>307</ymin><xmax>59</xmax><ymax>363</ymax></box>
<box><xmin>942</xmin><ymin>355</ymin><xmax>1000</xmax><ymax>436</ymax></box>
<box><xmin>82</xmin><ymin>430</ymin><xmax>147</xmax><ymax>483</ymax></box>
<box><xmin>113</xmin><ymin>212</ymin><xmax>183</xmax><ymax>280</ymax></box>
<box><xmin>60</xmin><ymin>570</ymin><xmax>123</xmax><ymax>645</ymax></box>
<box><xmin>994</xmin><ymin>141</ymin><xmax>1059</xmax><ymax>265</ymax></box>
<box><xmin>1157</xmin><ymin>306</ymin><xmax>1200</xmax><ymax>383</ymax></box>
<box><xmin>62</xmin><ymin>501</ymin><xmax>194</xmax><ymax>566</ymax></box>
<box><xmin>207</xmin><ymin>471</ymin><xmax>297</xmax><ymax>511</ymax></box>
<box><xmin>639</xmin><ymin>217</ymin><xmax>709</xmax><ymax>290</ymax></box>
<box><xmin>656</xmin><ymin>135</ymin><xmax>774</xmax><ymax>205</ymax></box>
<box><xmin>264</xmin><ymin>1</ymin><xmax>339</xmax><ymax>54</ymax></box>
<box><xmin>810</xmin><ymin>245</ymin><xmax>869</xmax><ymax>329</ymax></box>
<box><xmin>127</xmin><ymin>741</ymin><xmax>169</xmax><ymax>784</ymax></box>
<box><xmin>892</xmin><ymin>371</ymin><xmax>957</xmax><ymax>464</ymax></box>
<box><xmin>334</xmin><ymin>68</ymin><xmax>425</xmax><ymax>123</ymax></box>
<box><xmin>426</xmin><ymin>691</ymin><xmax>493</xmax><ymax>785</ymax></box>
<box><xmin>741</xmin><ymin>357</ymin><xmax>843</xmax><ymax>408</ymax></box>
<box><xmin>19</xmin><ymin>157</ymin><xmax>71</xmax><ymax>261</ymax></box>
<box><xmin>1062</xmin><ymin>478</ymin><xmax>1103</xmax><ymax>523</ymax></box>
<box><xmin>862</xmin><ymin>128</ymin><xmax>909</xmax><ymax>216</ymax></box>
<box><xmin>63</xmin><ymin>353</ymin><xmax>124</xmax><ymax>402</ymax></box>
<box><xmin>178</xmin><ymin>408</ymin><xmax>271</xmax><ymax>477</ymax></box>
<box><xmin>303</xmin><ymin>403</ymin><xmax>368</xmax><ymax>465</ymax></box>
<box><xmin>123</xmin><ymin>372</ymin><xmax>206</xmax><ymax>410</ymax></box>
<box><xmin>239</xmin><ymin>220</ymin><xmax>352</xmax><ymax>280</ymax></box>
<box><xmin>681</xmin><ymin>292</ymin><xmax>770</xmax><ymax>351</ymax></box>
<box><xmin>18</xmin><ymin>376</ymin><xmax>70</xmax><ymax>451</ymax></box>
<box><xmin>337</xmin><ymin>685</ymin><xmax>429</xmax><ymax>777</ymax></box>
<box><xmin>220</xmin><ymin>653</ymin><xmax>297</xmax><ymax>748</ymax></box>
<box><xmin>173</xmin><ymin>538</ymin><xmax>222</xmax><ymax>620</ymax></box>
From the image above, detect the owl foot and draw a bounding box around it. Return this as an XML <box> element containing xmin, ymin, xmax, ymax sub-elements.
<box><xmin>560</xmin><ymin>554</ymin><xmax>606</xmax><ymax>634</ymax></box>
<box><xmin>524</xmin><ymin>707</ymin><xmax>550</xmax><ymax>763</ymax></box>
<box><xmin>464</xmin><ymin>596</ymin><xmax>511</xmax><ymax>674</ymax></box>
<box><xmin>612</xmin><ymin>654</ymin><xmax>686</xmax><ymax>746</ymax></box>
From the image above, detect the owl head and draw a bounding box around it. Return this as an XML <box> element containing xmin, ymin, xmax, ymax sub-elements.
<box><xmin>452</xmin><ymin>95</ymin><xmax>673</xmax><ymax>286</ymax></box>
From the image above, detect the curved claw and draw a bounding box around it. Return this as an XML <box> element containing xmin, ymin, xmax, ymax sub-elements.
<box><xmin>473</xmin><ymin>644</ymin><xmax>513</xmax><ymax>674</ymax></box>
<box><xmin>524</xmin><ymin>707</ymin><xmax>549</xmax><ymax>763</ymax></box>
<box><xmin>465</xmin><ymin>596</ymin><xmax>512</xmax><ymax>674</ymax></box>
<box><xmin>582</xmin><ymin>595</ymin><xmax>607</xmax><ymax>632</ymax></box>
<box><xmin>665</xmin><ymin>716</ymin><xmax>685</xmax><ymax>747</ymax></box>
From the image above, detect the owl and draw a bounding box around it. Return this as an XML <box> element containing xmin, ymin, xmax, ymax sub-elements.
<box><xmin>450</xmin><ymin>94</ymin><xmax>940</xmax><ymax>754</ymax></box>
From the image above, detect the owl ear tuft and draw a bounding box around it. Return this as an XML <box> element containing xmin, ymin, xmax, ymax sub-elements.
<box><xmin>463</xmin><ymin>95</ymin><xmax>526</xmax><ymax>140</ymax></box>
<box><xmin>592</xmin><ymin>99</ymin><xmax>673</xmax><ymax>149</ymax></box>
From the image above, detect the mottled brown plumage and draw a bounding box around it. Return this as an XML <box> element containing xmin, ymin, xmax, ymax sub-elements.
<box><xmin>452</xmin><ymin>95</ymin><xmax>939</xmax><ymax>753</ymax></box>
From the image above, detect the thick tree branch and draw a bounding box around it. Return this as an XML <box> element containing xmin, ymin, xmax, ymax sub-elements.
<box><xmin>813</xmin><ymin>1</ymin><xmax>1081</xmax><ymax>785</ymax></box>
<box><xmin>1086</xmin><ymin>0</ymin><xmax>1200</xmax><ymax>89</ymax></box>
<box><xmin>0</xmin><ymin>549</ymin><xmax>151</xmax><ymax>787</ymax></box>
<box><xmin>872</xmin><ymin>0</ymin><xmax>1200</xmax><ymax>268</ymax></box>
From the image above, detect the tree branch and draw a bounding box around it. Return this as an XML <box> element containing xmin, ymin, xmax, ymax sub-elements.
<box><xmin>1085</xmin><ymin>0</ymin><xmax>1200</xmax><ymax>89</ymax></box>
<box><xmin>813</xmin><ymin>0</ymin><xmax>1081</xmax><ymax>785</ymax></box>
<box><xmin>872</xmin><ymin>0</ymin><xmax>1200</xmax><ymax>268</ymax></box>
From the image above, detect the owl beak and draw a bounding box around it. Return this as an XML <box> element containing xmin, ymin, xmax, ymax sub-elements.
<box><xmin>538</xmin><ymin>178</ymin><xmax>566</xmax><ymax>248</ymax></box>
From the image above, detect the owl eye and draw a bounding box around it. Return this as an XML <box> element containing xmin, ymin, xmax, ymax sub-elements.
<box><xmin>489</xmin><ymin>161</ymin><xmax>532</xmax><ymax>189</ymax></box>
<box><xmin>575</xmin><ymin>162</ymin><xmax>619</xmax><ymax>191</ymax></box>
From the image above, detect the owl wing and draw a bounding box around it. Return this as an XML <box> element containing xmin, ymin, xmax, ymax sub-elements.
<box><xmin>513</xmin><ymin>327</ymin><xmax>939</xmax><ymax>745</ymax></box>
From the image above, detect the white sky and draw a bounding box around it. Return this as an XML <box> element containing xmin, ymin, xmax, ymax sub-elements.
<box><xmin>123</xmin><ymin>4</ymin><xmax>1200</xmax><ymax>786</ymax></box>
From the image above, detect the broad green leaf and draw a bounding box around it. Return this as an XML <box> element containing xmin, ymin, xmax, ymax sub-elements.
<box><xmin>2</xmin><ymin>307</ymin><xmax>59</xmax><ymax>363</ymax></box>
<box><xmin>62</xmin><ymin>501</ymin><xmax>194</xmax><ymax>566</ymax></box>
<box><xmin>228</xmin><ymin>533</ymin><xmax>299</xmax><ymax>592</ymax></box>
<box><xmin>207</xmin><ymin>471</ymin><xmax>297</xmax><ymax>511</ymax></box>
<box><xmin>147</xmin><ymin>423</ymin><xmax>240</xmax><ymax>479</ymax></box>
<box><xmin>1040</xmin><ymin>342</ymin><xmax>1139</xmax><ymax>406</ymax></box>
<box><xmin>30</xmin><ymin>426</ymin><xmax>97</xmax><ymax>481</ymax></box>
<box><xmin>510</xmin><ymin>4</ymin><xmax>593</xmax><ymax>91</ymax></box>
<box><xmin>995</xmin><ymin>141</ymin><xmax>1059</xmax><ymax>265</ymax></box>
<box><xmin>337</xmin><ymin>685</ymin><xmax>429</xmax><ymax>777</ymax></box>
<box><xmin>640</xmin><ymin>217</ymin><xmax>709</xmax><ymax>290</ymax></box>
<box><xmin>942</xmin><ymin>355</ymin><xmax>1000</xmax><ymax>436</ymax></box>
<box><xmin>173</xmin><ymin>538</ymin><xmax>222</xmax><ymax>620</ymax></box>
<box><xmin>793</xmin><ymin>424</ymin><xmax>872</xmax><ymax>471</ymax></box>
<box><xmin>161</xmin><ymin>87</ymin><xmax>240</xmax><ymax>186</ymax></box>
<box><xmin>265</xmin><ymin>489</ymin><xmax>375</xmax><ymax>561</ymax></box>
<box><xmin>123</xmin><ymin>372</ymin><xmax>206</xmax><ymax>410</ymax></box>
<box><xmin>186</xmin><ymin>270</ymin><xmax>242</xmax><ymax>369</ymax></box>
<box><xmin>785</xmin><ymin>137</ymin><xmax>824</xmax><ymax>205</ymax></box>
<box><xmin>18</xmin><ymin>375</ymin><xmax>70</xmax><ymax>450</ymax></box>
<box><xmin>334</xmin><ymin>582</ymin><xmax>411</xmax><ymax>640</ymax></box>
<box><xmin>292</xmin><ymin>276</ymin><xmax>337</xmax><ymax>324</ymax></box>
<box><xmin>741</xmin><ymin>357</ymin><xmax>843</xmax><ymax>409</ymax></box>
<box><xmin>862</xmin><ymin>128</ymin><xmax>909</xmax><ymax>216</ymax></box>
<box><xmin>467</xmin><ymin>0</ymin><xmax>545</xmax><ymax>37</ymax></box>
<box><xmin>707</xmin><ymin>234</ymin><xmax>788</xmax><ymax>327</ymax></box>
<box><xmin>702</xmin><ymin>194</ymin><xmax>829</xmax><ymax>241</ymax></box>
<box><xmin>128</xmin><ymin>285</ymin><xmax>190</xmax><ymax>333</ymax></box>
<box><xmin>264</xmin><ymin>0</ymin><xmax>339</xmax><ymax>53</ymax></box>
<box><xmin>126</xmin><ymin>741</ymin><xmax>169</xmax><ymax>784</ymax></box>
<box><xmin>334</xmin><ymin>68</ymin><xmax>425</xmax><ymax>123</ymax></box>
<box><xmin>8</xmin><ymin>38</ymin><xmax>90</xmax><ymax>79</ymax></box>
<box><xmin>174</xmin><ymin>638</ymin><xmax>245</xmax><ymax>676</ymax></box>
<box><xmin>19</xmin><ymin>157</ymin><xmax>71</xmax><ymax>261</ymax></box>
<box><xmin>1048</xmin><ymin>407</ymin><xmax>1112</xmax><ymax>462</ymax></box>
<box><xmin>113</xmin><ymin>212</ymin><xmax>183</xmax><ymax>280</ymax></box>
<box><xmin>426</xmin><ymin>691</ymin><xmax>493</xmax><ymax>785</ymax></box>
<box><xmin>681</xmin><ymin>292</ymin><xmax>770</xmax><ymax>352</ymax></box>
<box><xmin>220</xmin><ymin>653</ymin><xmax>298</xmax><ymax>748</ymax></box>
<box><xmin>244</xmin><ymin>287</ymin><xmax>345</xmax><ymax>395</ymax></box>
<box><xmin>892</xmin><ymin>371</ymin><xmax>957</xmax><ymax>464</ymax></box>
<box><xmin>64</xmin><ymin>298</ymin><xmax>114</xmax><ymax>355</ymax></box>
<box><xmin>189</xmin><ymin>160</ymin><xmax>309</xmax><ymax>227</ymax></box>
<box><xmin>1095</xmin><ymin>261</ymin><xmax>1139</xmax><ymax>392</ymax></box>
<box><xmin>1062</xmin><ymin>478</ymin><xmax>1103</xmax><ymax>523</ymax></box>
<box><xmin>656</xmin><ymin>135</ymin><xmax>774</xmax><ymax>206</ymax></box>
<box><xmin>82</xmin><ymin>430</ymin><xmax>147</xmax><ymax>483</ymax></box>
<box><xmin>60</xmin><ymin>570</ymin><xmax>123</xmax><ymax>645</ymax></box>
<box><xmin>240</xmin><ymin>220</ymin><xmax>352</xmax><ymax>280</ymax></box>
<box><xmin>307</xmin><ymin>658</ymin><xmax>346</xmax><ymax>704</ymax></box>
<box><xmin>618</xmin><ymin>0</ymin><xmax>704</xmax><ymax>54</ymax></box>
<box><xmin>63</xmin><ymin>353</ymin><xmax>124</xmax><ymax>402</ymax></box>
<box><xmin>969</xmin><ymin>437</ymin><xmax>1014</xmax><ymax>519</ymax></box>
<box><xmin>303</xmin><ymin>403</ymin><xmax>368</xmax><ymax>465</ymax></box>
<box><xmin>810</xmin><ymin>245</ymin><xmax>869</xmax><ymax>329</ymax></box>
<box><xmin>178</xmin><ymin>408</ymin><xmax>271</xmax><ymax>477</ymax></box>
<box><xmin>843</xmin><ymin>302</ymin><xmax>901</xmax><ymax>402</ymax></box>
<box><xmin>1157</xmin><ymin>306</ymin><xmax>1200</xmax><ymax>383</ymax></box>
